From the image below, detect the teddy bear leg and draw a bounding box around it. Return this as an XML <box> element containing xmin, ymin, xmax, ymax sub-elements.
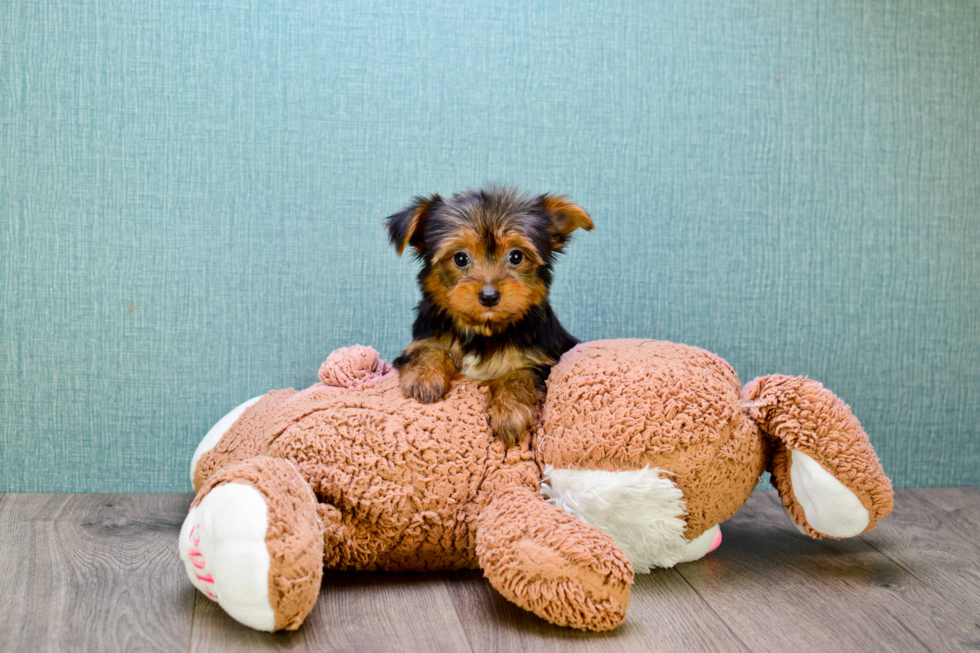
<box><xmin>477</xmin><ymin>486</ymin><xmax>634</xmax><ymax>632</ymax></box>
<box><xmin>179</xmin><ymin>456</ymin><xmax>324</xmax><ymax>631</ymax></box>
<box><xmin>742</xmin><ymin>375</ymin><xmax>894</xmax><ymax>539</ymax></box>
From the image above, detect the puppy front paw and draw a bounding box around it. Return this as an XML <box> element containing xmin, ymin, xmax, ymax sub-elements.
<box><xmin>399</xmin><ymin>360</ymin><xmax>453</xmax><ymax>403</ymax></box>
<box><xmin>487</xmin><ymin>398</ymin><xmax>536</xmax><ymax>447</ymax></box>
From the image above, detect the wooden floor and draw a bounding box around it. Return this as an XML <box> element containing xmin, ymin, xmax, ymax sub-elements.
<box><xmin>1</xmin><ymin>489</ymin><xmax>978</xmax><ymax>653</ymax></box>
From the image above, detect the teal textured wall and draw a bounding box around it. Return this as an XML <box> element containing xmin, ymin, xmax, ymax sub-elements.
<box><xmin>2</xmin><ymin>0</ymin><xmax>978</xmax><ymax>492</ymax></box>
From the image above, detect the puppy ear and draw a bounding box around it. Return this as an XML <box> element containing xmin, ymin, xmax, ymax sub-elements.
<box><xmin>540</xmin><ymin>194</ymin><xmax>594</xmax><ymax>248</ymax></box>
<box><xmin>385</xmin><ymin>194</ymin><xmax>443</xmax><ymax>256</ymax></box>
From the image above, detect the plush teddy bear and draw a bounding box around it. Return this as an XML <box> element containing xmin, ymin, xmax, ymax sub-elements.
<box><xmin>180</xmin><ymin>339</ymin><xmax>893</xmax><ymax>633</ymax></box>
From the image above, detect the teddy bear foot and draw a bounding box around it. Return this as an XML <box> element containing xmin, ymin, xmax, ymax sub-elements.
<box><xmin>179</xmin><ymin>482</ymin><xmax>279</xmax><ymax>630</ymax></box>
<box><xmin>742</xmin><ymin>374</ymin><xmax>893</xmax><ymax>539</ymax></box>
<box><xmin>786</xmin><ymin>450</ymin><xmax>870</xmax><ymax>538</ymax></box>
<box><xmin>180</xmin><ymin>457</ymin><xmax>325</xmax><ymax>631</ymax></box>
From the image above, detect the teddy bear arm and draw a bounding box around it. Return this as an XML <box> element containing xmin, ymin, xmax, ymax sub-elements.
<box><xmin>476</xmin><ymin>485</ymin><xmax>633</xmax><ymax>632</ymax></box>
<box><xmin>743</xmin><ymin>375</ymin><xmax>894</xmax><ymax>539</ymax></box>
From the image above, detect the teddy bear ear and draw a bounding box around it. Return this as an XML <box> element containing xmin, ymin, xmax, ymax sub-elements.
<box><xmin>385</xmin><ymin>194</ymin><xmax>443</xmax><ymax>256</ymax></box>
<box><xmin>539</xmin><ymin>194</ymin><xmax>594</xmax><ymax>249</ymax></box>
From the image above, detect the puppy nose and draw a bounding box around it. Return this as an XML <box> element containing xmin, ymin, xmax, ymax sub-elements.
<box><xmin>478</xmin><ymin>287</ymin><xmax>501</xmax><ymax>307</ymax></box>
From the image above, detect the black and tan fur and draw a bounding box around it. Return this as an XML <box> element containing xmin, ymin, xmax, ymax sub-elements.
<box><xmin>385</xmin><ymin>186</ymin><xmax>594</xmax><ymax>445</ymax></box>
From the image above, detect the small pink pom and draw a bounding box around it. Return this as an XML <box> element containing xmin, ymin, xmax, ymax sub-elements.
<box><xmin>318</xmin><ymin>345</ymin><xmax>393</xmax><ymax>389</ymax></box>
<box><xmin>707</xmin><ymin>527</ymin><xmax>723</xmax><ymax>554</ymax></box>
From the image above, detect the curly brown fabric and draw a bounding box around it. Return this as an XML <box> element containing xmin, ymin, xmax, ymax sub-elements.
<box><xmin>476</xmin><ymin>485</ymin><xmax>633</xmax><ymax>631</ymax></box>
<box><xmin>741</xmin><ymin>375</ymin><xmax>894</xmax><ymax>538</ymax></box>
<box><xmin>193</xmin><ymin>389</ymin><xmax>297</xmax><ymax>492</ymax></box>
<box><xmin>265</xmin><ymin>372</ymin><xmax>541</xmax><ymax>571</ymax></box>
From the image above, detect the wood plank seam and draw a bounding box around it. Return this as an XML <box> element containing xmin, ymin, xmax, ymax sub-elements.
<box><xmin>187</xmin><ymin>591</ymin><xmax>198</xmax><ymax>653</ymax></box>
<box><xmin>668</xmin><ymin>568</ymin><xmax>752</xmax><ymax>652</ymax></box>
<box><xmin>889</xmin><ymin>610</ymin><xmax>934</xmax><ymax>652</ymax></box>
<box><xmin>441</xmin><ymin>576</ymin><xmax>486</xmax><ymax>653</ymax></box>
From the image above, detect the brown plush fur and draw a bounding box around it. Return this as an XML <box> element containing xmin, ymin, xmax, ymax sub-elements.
<box><xmin>476</xmin><ymin>486</ymin><xmax>633</xmax><ymax>631</ymax></box>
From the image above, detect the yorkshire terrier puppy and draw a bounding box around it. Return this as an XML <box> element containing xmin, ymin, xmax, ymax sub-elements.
<box><xmin>385</xmin><ymin>186</ymin><xmax>594</xmax><ymax>446</ymax></box>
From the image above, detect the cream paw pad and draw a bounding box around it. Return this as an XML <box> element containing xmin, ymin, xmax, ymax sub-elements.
<box><xmin>179</xmin><ymin>483</ymin><xmax>276</xmax><ymax>630</ymax></box>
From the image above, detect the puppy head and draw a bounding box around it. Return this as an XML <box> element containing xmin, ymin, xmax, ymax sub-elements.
<box><xmin>386</xmin><ymin>186</ymin><xmax>593</xmax><ymax>333</ymax></box>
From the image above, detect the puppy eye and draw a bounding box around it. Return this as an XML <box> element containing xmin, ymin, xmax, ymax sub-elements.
<box><xmin>453</xmin><ymin>252</ymin><xmax>470</xmax><ymax>268</ymax></box>
<box><xmin>507</xmin><ymin>250</ymin><xmax>524</xmax><ymax>265</ymax></box>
